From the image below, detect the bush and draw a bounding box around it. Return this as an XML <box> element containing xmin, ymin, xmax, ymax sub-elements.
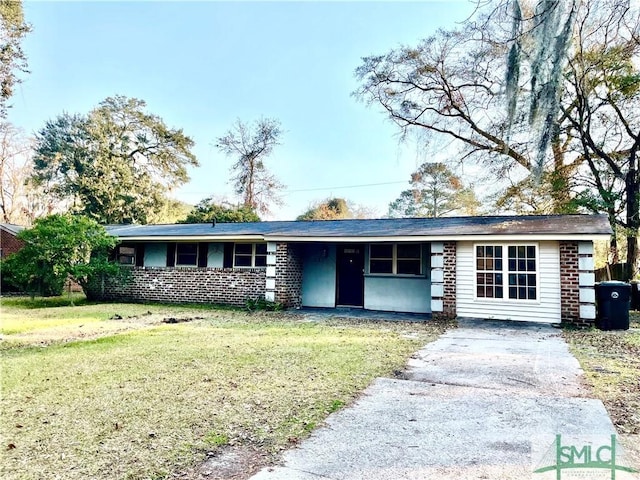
<box><xmin>245</xmin><ymin>298</ymin><xmax>284</xmax><ymax>312</ymax></box>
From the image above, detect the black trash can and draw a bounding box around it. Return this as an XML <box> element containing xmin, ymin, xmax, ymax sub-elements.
<box><xmin>595</xmin><ymin>281</ymin><xmax>631</xmax><ymax>330</ymax></box>
<box><xmin>631</xmin><ymin>281</ymin><xmax>640</xmax><ymax>311</ymax></box>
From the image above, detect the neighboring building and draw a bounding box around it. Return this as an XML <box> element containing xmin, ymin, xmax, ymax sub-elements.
<box><xmin>102</xmin><ymin>215</ymin><xmax>611</xmax><ymax>326</ymax></box>
<box><xmin>0</xmin><ymin>223</ymin><xmax>25</xmax><ymax>259</ymax></box>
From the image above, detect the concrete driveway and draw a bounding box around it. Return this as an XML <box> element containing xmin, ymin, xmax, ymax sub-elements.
<box><xmin>250</xmin><ymin>319</ymin><xmax>627</xmax><ymax>480</ymax></box>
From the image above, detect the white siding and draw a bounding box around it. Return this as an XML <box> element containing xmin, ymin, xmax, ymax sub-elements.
<box><xmin>456</xmin><ymin>241</ymin><xmax>561</xmax><ymax>323</ymax></box>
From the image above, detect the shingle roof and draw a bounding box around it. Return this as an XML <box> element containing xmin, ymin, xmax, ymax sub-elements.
<box><xmin>105</xmin><ymin>214</ymin><xmax>612</xmax><ymax>240</ymax></box>
<box><xmin>0</xmin><ymin>223</ymin><xmax>25</xmax><ymax>236</ymax></box>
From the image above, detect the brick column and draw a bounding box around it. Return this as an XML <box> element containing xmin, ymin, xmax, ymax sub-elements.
<box><xmin>578</xmin><ymin>241</ymin><xmax>596</xmax><ymax>326</ymax></box>
<box><xmin>560</xmin><ymin>241</ymin><xmax>581</xmax><ymax>325</ymax></box>
<box><xmin>431</xmin><ymin>241</ymin><xmax>456</xmax><ymax>319</ymax></box>
<box><xmin>265</xmin><ymin>242</ymin><xmax>277</xmax><ymax>302</ymax></box>
<box><xmin>274</xmin><ymin>243</ymin><xmax>303</xmax><ymax>308</ymax></box>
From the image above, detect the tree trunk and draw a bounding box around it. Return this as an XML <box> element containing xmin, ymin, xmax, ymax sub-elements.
<box><xmin>626</xmin><ymin>150</ymin><xmax>639</xmax><ymax>280</ymax></box>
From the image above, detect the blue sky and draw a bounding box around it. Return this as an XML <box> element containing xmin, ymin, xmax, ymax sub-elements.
<box><xmin>9</xmin><ymin>0</ymin><xmax>476</xmax><ymax>220</ymax></box>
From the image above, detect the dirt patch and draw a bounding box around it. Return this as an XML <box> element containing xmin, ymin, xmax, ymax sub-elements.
<box><xmin>162</xmin><ymin>316</ymin><xmax>205</xmax><ymax>324</ymax></box>
<box><xmin>175</xmin><ymin>446</ymin><xmax>271</xmax><ymax>480</ymax></box>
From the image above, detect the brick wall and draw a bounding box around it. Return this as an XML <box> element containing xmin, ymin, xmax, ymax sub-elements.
<box><xmin>0</xmin><ymin>229</ymin><xmax>24</xmax><ymax>258</ymax></box>
<box><xmin>442</xmin><ymin>241</ymin><xmax>457</xmax><ymax>318</ymax></box>
<box><xmin>431</xmin><ymin>241</ymin><xmax>457</xmax><ymax>320</ymax></box>
<box><xmin>274</xmin><ymin>243</ymin><xmax>302</xmax><ymax>308</ymax></box>
<box><xmin>559</xmin><ymin>241</ymin><xmax>582</xmax><ymax>325</ymax></box>
<box><xmin>90</xmin><ymin>267</ymin><xmax>266</xmax><ymax>306</ymax></box>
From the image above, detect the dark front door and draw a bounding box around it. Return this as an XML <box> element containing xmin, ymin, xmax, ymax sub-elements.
<box><xmin>336</xmin><ymin>244</ymin><xmax>364</xmax><ymax>307</ymax></box>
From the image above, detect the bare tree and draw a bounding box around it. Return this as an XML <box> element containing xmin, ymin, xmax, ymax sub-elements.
<box><xmin>355</xmin><ymin>0</ymin><xmax>640</xmax><ymax>278</ymax></box>
<box><xmin>215</xmin><ymin>118</ymin><xmax>284</xmax><ymax>215</ymax></box>
<box><xmin>0</xmin><ymin>122</ymin><xmax>56</xmax><ymax>224</ymax></box>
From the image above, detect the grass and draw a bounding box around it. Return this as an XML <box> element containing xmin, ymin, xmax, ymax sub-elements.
<box><xmin>562</xmin><ymin>310</ymin><xmax>640</xmax><ymax>469</ymax></box>
<box><xmin>562</xmin><ymin>311</ymin><xmax>640</xmax><ymax>435</ymax></box>
<box><xmin>0</xmin><ymin>296</ymin><xmax>450</xmax><ymax>480</ymax></box>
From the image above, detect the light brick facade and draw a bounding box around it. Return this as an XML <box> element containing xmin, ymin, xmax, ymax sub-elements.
<box><xmin>89</xmin><ymin>267</ymin><xmax>266</xmax><ymax>306</ymax></box>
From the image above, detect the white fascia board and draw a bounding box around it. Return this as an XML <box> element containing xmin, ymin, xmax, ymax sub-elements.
<box><xmin>112</xmin><ymin>235</ymin><xmax>267</xmax><ymax>242</ymax></box>
<box><xmin>263</xmin><ymin>234</ymin><xmax>611</xmax><ymax>243</ymax></box>
<box><xmin>111</xmin><ymin>233</ymin><xmax>611</xmax><ymax>243</ymax></box>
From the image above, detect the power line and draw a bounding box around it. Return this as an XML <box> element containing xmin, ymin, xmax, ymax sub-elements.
<box><xmin>176</xmin><ymin>180</ymin><xmax>408</xmax><ymax>196</ymax></box>
<box><xmin>284</xmin><ymin>180</ymin><xmax>407</xmax><ymax>193</ymax></box>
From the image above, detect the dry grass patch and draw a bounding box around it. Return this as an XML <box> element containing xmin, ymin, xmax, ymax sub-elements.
<box><xmin>563</xmin><ymin>311</ymin><xmax>640</xmax><ymax>469</ymax></box>
<box><xmin>0</xmin><ymin>298</ymin><xmax>450</xmax><ymax>480</ymax></box>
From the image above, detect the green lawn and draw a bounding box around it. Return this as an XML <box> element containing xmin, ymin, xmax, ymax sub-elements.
<box><xmin>0</xmin><ymin>296</ymin><xmax>450</xmax><ymax>480</ymax></box>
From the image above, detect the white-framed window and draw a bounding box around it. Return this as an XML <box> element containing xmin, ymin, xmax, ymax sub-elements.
<box><xmin>176</xmin><ymin>243</ymin><xmax>198</xmax><ymax>266</ymax></box>
<box><xmin>234</xmin><ymin>243</ymin><xmax>267</xmax><ymax>268</ymax></box>
<box><xmin>369</xmin><ymin>243</ymin><xmax>422</xmax><ymax>275</ymax></box>
<box><xmin>117</xmin><ymin>246</ymin><xmax>136</xmax><ymax>265</ymax></box>
<box><xmin>475</xmin><ymin>244</ymin><xmax>538</xmax><ymax>301</ymax></box>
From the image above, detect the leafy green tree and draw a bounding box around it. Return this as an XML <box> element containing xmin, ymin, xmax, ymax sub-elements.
<box><xmin>180</xmin><ymin>198</ymin><xmax>260</xmax><ymax>223</ymax></box>
<box><xmin>1</xmin><ymin>214</ymin><xmax>119</xmax><ymax>297</ymax></box>
<box><xmin>31</xmin><ymin>96</ymin><xmax>199</xmax><ymax>224</ymax></box>
<box><xmin>215</xmin><ymin>118</ymin><xmax>284</xmax><ymax>215</ymax></box>
<box><xmin>0</xmin><ymin>0</ymin><xmax>31</xmax><ymax>118</ymax></box>
<box><xmin>355</xmin><ymin>0</ymin><xmax>640</xmax><ymax>278</ymax></box>
<box><xmin>388</xmin><ymin>163</ymin><xmax>480</xmax><ymax>218</ymax></box>
<box><xmin>297</xmin><ymin>197</ymin><xmax>351</xmax><ymax>220</ymax></box>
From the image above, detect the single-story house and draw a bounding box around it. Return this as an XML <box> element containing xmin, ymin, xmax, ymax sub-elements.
<box><xmin>101</xmin><ymin>214</ymin><xmax>611</xmax><ymax>326</ymax></box>
<box><xmin>0</xmin><ymin>223</ymin><xmax>25</xmax><ymax>259</ymax></box>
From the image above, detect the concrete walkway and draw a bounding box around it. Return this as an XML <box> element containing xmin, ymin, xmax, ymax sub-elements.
<box><xmin>250</xmin><ymin>319</ymin><xmax>622</xmax><ymax>480</ymax></box>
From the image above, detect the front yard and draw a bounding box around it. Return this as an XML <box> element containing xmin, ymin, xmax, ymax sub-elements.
<box><xmin>563</xmin><ymin>310</ymin><xmax>640</xmax><ymax>464</ymax></box>
<box><xmin>0</xmin><ymin>296</ymin><xmax>450</xmax><ymax>480</ymax></box>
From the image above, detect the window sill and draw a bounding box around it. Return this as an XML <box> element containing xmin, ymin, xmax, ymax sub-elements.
<box><xmin>364</xmin><ymin>273</ymin><xmax>426</xmax><ymax>279</ymax></box>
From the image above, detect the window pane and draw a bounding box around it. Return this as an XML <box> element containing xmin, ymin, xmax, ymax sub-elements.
<box><xmin>486</xmin><ymin>246</ymin><xmax>493</xmax><ymax>257</ymax></box>
<box><xmin>476</xmin><ymin>245</ymin><xmax>484</xmax><ymax>257</ymax></box>
<box><xmin>235</xmin><ymin>244</ymin><xmax>252</xmax><ymax>254</ymax></box>
<box><xmin>495</xmin><ymin>246</ymin><xmax>502</xmax><ymax>257</ymax></box>
<box><xmin>486</xmin><ymin>286</ymin><xmax>494</xmax><ymax>297</ymax></box>
<box><xmin>370</xmin><ymin>244</ymin><xmax>393</xmax><ymax>258</ymax></box>
<box><xmin>508</xmin><ymin>259</ymin><xmax>516</xmax><ymax>271</ymax></box>
<box><xmin>496</xmin><ymin>273</ymin><xmax>503</xmax><ymax>284</ymax></box>
<box><xmin>370</xmin><ymin>259</ymin><xmax>393</xmax><ymax>274</ymax></box>
<box><xmin>508</xmin><ymin>246</ymin><xmax>516</xmax><ymax>257</ymax></box>
<box><xmin>495</xmin><ymin>286</ymin><xmax>503</xmax><ymax>298</ymax></box>
<box><xmin>234</xmin><ymin>255</ymin><xmax>251</xmax><ymax>267</ymax></box>
<box><xmin>509</xmin><ymin>274</ymin><xmax>517</xmax><ymax>285</ymax></box>
<box><xmin>397</xmin><ymin>244</ymin><xmax>420</xmax><ymax>258</ymax></box>
<box><xmin>528</xmin><ymin>274</ymin><xmax>536</xmax><ymax>287</ymax></box>
<box><xmin>119</xmin><ymin>247</ymin><xmax>135</xmax><ymax>255</ymax></box>
<box><xmin>118</xmin><ymin>255</ymin><xmax>134</xmax><ymax>265</ymax></box>
<box><xmin>485</xmin><ymin>258</ymin><xmax>494</xmax><ymax>270</ymax></box>
<box><xmin>528</xmin><ymin>287</ymin><xmax>537</xmax><ymax>300</ymax></box>
<box><xmin>527</xmin><ymin>246</ymin><xmax>535</xmax><ymax>257</ymax></box>
<box><xmin>255</xmin><ymin>243</ymin><xmax>267</xmax><ymax>254</ymax></box>
<box><xmin>495</xmin><ymin>259</ymin><xmax>503</xmax><ymax>270</ymax></box>
<box><xmin>397</xmin><ymin>259</ymin><xmax>421</xmax><ymax>275</ymax></box>
<box><xmin>176</xmin><ymin>243</ymin><xmax>197</xmax><ymax>265</ymax></box>
<box><xmin>517</xmin><ymin>246</ymin><xmax>525</xmax><ymax>257</ymax></box>
<box><xmin>509</xmin><ymin>287</ymin><xmax>517</xmax><ymax>299</ymax></box>
<box><xmin>527</xmin><ymin>259</ymin><xmax>536</xmax><ymax>271</ymax></box>
<box><xmin>254</xmin><ymin>255</ymin><xmax>267</xmax><ymax>267</ymax></box>
<box><xmin>476</xmin><ymin>259</ymin><xmax>485</xmax><ymax>270</ymax></box>
<box><xmin>477</xmin><ymin>286</ymin><xmax>485</xmax><ymax>297</ymax></box>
